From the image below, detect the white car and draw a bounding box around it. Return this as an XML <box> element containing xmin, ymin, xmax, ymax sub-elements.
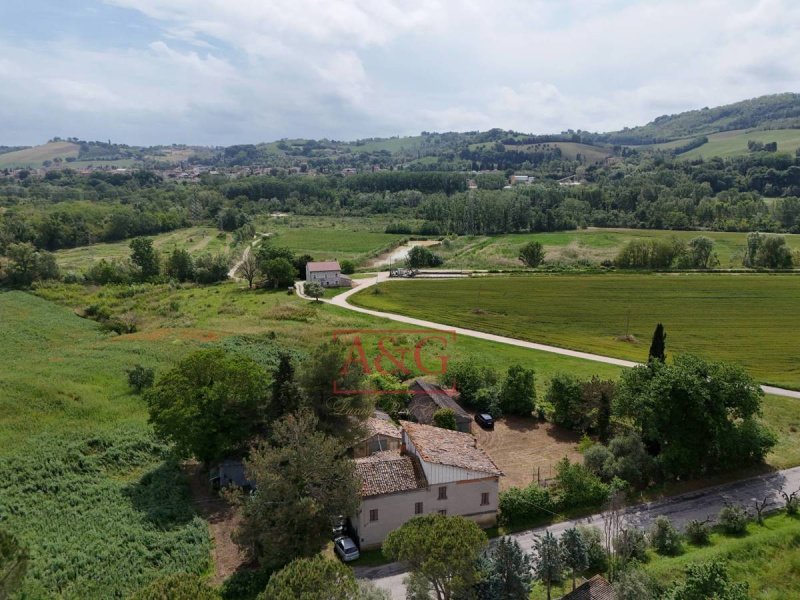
<box><xmin>333</xmin><ymin>536</ymin><xmax>360</xmax><ymax>562</ymax></box>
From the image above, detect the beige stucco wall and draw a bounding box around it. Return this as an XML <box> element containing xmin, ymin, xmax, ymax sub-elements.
<box><xmin>353</xmin><ymin>477</ymin><xmax>499</xmax><ymax>550</ymax></box>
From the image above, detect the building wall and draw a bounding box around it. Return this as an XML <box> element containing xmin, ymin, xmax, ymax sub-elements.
<box><xmin>352</xmin><ymin>434</ymin><xmax>401</xmax><ymax>459</ymax></box>
<box><xmin>306</xmin><ymin>269</ymin><xmax>340</xmax><ymax>286</ymax></box>
<box><xmin>352</xmin><ymin>477</ymin><xmax>499</xmax><ymax>550</ymax></box>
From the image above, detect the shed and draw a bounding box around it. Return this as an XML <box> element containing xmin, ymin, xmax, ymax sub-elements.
<box><xmin>408</xmin><ymin>378</ymin><xmax>471</xmax><ymax>432</ymax></box>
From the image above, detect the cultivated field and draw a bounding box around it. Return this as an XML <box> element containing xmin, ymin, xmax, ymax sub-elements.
<box><xmin>349</xmin><ymin>274</ymin><xmax>800</xmax><ymax>388</ymax></box>
<box><xmin>437</xmin><ymin>228</ymin><xmax>800</xmax><ymax>270</ymax></box>
<box><xmin>54</xmin><ymin>226</ymin><xmax>235</xmax><ymax>271</ymax></box>
<box><xmin>0</xmin><ymin>141</ymin><xmax>80</xmax><ymax>168</ymax></box>
<box><xmin>678</xmin><ymin>128</ymin><xmax>800</xmax><ymax>159</ymax></box>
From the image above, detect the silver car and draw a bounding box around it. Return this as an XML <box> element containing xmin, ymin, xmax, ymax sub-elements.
<box><xmin>333</xmin><ymin>536</ymin><xmax>360</xmax><ymax>562</ymax></box>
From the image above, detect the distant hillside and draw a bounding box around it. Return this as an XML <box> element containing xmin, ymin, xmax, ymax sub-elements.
<box><xmin>600</xmin><ymin>93</ymin><xmax>800</xmax><ymax>145</ymax></box>
<box><xmin>0</xmin><ymin>141</ymin><xmax>79</xmax><ymax>168</ymax></box>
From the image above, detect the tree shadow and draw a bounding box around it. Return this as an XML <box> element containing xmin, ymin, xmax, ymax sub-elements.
<box><xmin>123</xmin><ymin>459</ymin><xmax>198</xmax><ymax>529</ymax></box>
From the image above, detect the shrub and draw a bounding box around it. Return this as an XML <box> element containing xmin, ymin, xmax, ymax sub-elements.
<box><xmin>614</xmin><ymin>528</ymin><xmax>648</xmax><ymax>565</ymax></box>
<box><xmin>649</xmin><ymin>516</ymin><xmax>682</xmax><ymax>556</ymax></box>
<box><xmin>499</xmin><ymin>485</ymin><xmax>555</xmax><ymax>526</ymax></box>
<box><xmin>718</xmin><ymin>505</ymin><xmax>749</xmax><ymax>535</ymax></box>
<box><xmin>127</xmin><ymin>364</ymin><xmax>155</xmax><ymax>394</ymax></box>
<box><xmin>614</xmin><ymin>567</ymin><xmax>661</xmax><ymax>600</ymax></box>
<box><xmin>130</xmin><ymin>573</ymin><xmax>220</xmax><ymax>600</ymax></box>
<box><xmin>433</xmin><ymin>408</ymin><xmax>457</xmax><ymax>430</ymax></box>
<box><xmin>552</xmin><ymin>459</ymin><xmax>610</xmax><ymax>510</ymax></box>
<box><xmin>340</xmin><ymin>260</ymin><xmax>355</xmax><ymax>275</ymax></box>
<box><xmin>583</xmin><ymin>443</ymin><xmax>613</xmax><ymax>479</ymax></box>
<box><xmin>684</xmin><ymin>519</ymin><xmax>711</xmax><ymax>546</ymax></box>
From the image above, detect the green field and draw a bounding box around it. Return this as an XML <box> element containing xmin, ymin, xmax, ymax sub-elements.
<box><xmin>54</xmin><ymin>227</ymin><xmax>235</xmax><ymax>271</ymax></box>
<box><xmin>350</xmin><ymin>274</ymin><xmax>800</xmax><ymax>388</ymax></box>
<box><xmin>533</xmin><ymin>512</ymin><xmax>800</xmax><ymax>600</ymax></box>
<box><xmin>436</xmin><ymin>228</ymin><xmax>800</xmax><ymax>270</ymax></box>
<box><xmin>678</xmin><ymin>128</ymin><xmax>800</xmax><ymax>159</ymax></box>
<box><xmin>0</xmin><ymin>141</ymin><xmax>80</xmax><ymax>168</ymax></box>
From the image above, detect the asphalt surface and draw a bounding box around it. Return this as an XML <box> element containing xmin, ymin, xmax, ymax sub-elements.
<box><xmin>355</xmin><ymin>465</ymin><xmax>800</xmax><ymax>598</ymax></box>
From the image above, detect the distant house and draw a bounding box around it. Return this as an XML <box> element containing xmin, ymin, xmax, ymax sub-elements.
<box><xmin>510</xmin><ymin>174</ymin><xmax>533</xmax><ymax>184</ymax></box>
<box><xmin>352</xmin><ymin>416</ymin><xmax>402</xmax><ymax>458</ymax></box>
<box><xmin>559</xmin><ymin>575</ymin><xmax>614</xmax><ymax>600</ymax></box>
<box><xmin>408</xmin><ymin>378</ymin><xmax>471</xmax><ymax>432</ymax></box>
<box><xmin>306</xmin><ymin>260</ymin><xmax>341</xmax><ymax>287</ymax></box>
<box><xmin>351</xmin><ymin>421</ymin><xmax>502</xmax><ymax>549</ymax></box>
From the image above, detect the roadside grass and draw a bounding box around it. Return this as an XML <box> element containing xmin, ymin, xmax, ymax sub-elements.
<box><xmin>54</xmin><ymin>226</ymin><xmax>235</xmax><ymax>272</ymax></box>
<box><xmin>531</xmin><ymin>512</ymin><xmax>800</xmax><ymax>600</ymax></box>
<box><xmin>349</xmin><ymin>274</ymin><xmax>800</xmax><ymax>389</ymax></box>
<box><xmin>437</xmin><ymin>228</ymin><xmax>800</xmax><ymax>270</ymax></box>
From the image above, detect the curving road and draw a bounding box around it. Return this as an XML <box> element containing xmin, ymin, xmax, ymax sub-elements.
<box><xmin>298</xmin><ymin>273</ymin><xmax>800</xmax><ymax>399</ymax></box>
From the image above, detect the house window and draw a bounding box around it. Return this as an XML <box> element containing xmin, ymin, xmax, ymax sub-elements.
<box><xmin>369</xmin><ymin>509</ymin><xmax>379</xmax><ymax>522</ymax></box>
<box><xmin>438</xmin><ymin>509</ymin><xmax>447</xmax><ymax>515</ymax></box>
<box><xmin>481</xmin><ymin>492</ymin><xmax>490</xmax><ymax>506</ymax></box>
<box><xmin>438</xmin><ymin>486</ymin><xmax>447</xmax><ymax>500</ymax></box>
<box><xmin>415</xmin><ymin>502</ymin><xmax>423</xmax><ymax>515</ymax></box>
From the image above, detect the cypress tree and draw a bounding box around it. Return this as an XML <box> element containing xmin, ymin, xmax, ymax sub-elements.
<box><xmin>648</xmin><ymin>323</ymin><xmax>666</xmax><ymax>363</ymax></box>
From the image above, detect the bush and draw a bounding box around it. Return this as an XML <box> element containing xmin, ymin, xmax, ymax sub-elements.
<box><xmin>339</xmin><ymin>260</ymin><xmax>355</xmax><ymax>275</ymax></box>
<box><xmin>583</xmin><ymin>444</ymin><xmax>613</xmax><ymax>479</ymax></box>
<box><xmin>552</xmin><ymin>459</ymin><xmax>610</xmax><ymax>510</ymax></box>
<box><xmin>127</xmin><ymin>364</ymin><xmax>155</xmax><ymax>394</ymax></box>
<box><xmin>684</xmin><ymin>519</ymin><xmax>711</xmax><ymax>546</ymax></box>
<box><xmin>614</xmin><ymin>567</ymin><xmax>661</xmax><ymax>600</ymax></box>
<box><xmin>547</xmin><ymin>373</ymin><xmax>587</xmax><ymax>431</ymax></box>
<box><xmin>614</xmin><ymin>528</ymin><xmax>648</xmax><ymax>565</ymax></box>
<box><xmin>718</xmin><ymin>505</ymin><xmax>749</xmax><ymax>535</ymax></box>
<box><xmin>433</xmin><ymin>408</ymin><xmax>457</xmax><ymax>430</ymax></box>
<box><xmin>499</xmin><ymin>485</ymin><xmax>555</xmax><ymax>526</ymax></box>
<box><xmin>649</xmin><ymin>516</ymin><xmax>682</xmax><ymax>556</ymax></box>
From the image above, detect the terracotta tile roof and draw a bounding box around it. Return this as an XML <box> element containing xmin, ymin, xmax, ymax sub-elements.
<box><xmin>560</xmin><ymin>575</ymin><xmax>614</xmax><ymax>600</ymax></box>
<box><xmin>354</xmin><ymin>451</ymin><xmax>427</xmax><ymax>497</ymax></box>
<box><xmin>364</xmin><ymin>417</ymin><xmax>402</xmax><ymax>440</ymax></box>
<box><xmin>306</xmin><ymin>260</ymin><xmax>340</xmax><ymax>272</ymax></box>
<box><xmin>400</xmin><ymin>421</ymin><xmax>502</xmax><ymax>476</ymax></box>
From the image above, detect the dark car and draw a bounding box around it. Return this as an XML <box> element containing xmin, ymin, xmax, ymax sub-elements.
<box><xmin>475</xmin><ymin>413</ymin><xmax>494</xmax><ymax>429</ymax></box>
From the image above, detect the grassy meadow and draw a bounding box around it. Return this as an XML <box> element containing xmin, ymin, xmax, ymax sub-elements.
<box><xmin>533</xmin><ymin>512</ymin><xmax>800</xmax><ymax>600</ymax></box>
<box><xmin>350</xmin><ymin>273</ymin><xmax>800</xmax><ymax>389</ymax></box>
<box><xmin>436</xmin><ymin>228</ymin><xmax>800</xmax><ymax>270</ymax></box>
<box><xmin>0</xmin><ymin>141</ymin><xmax>80</xmax><ymax>168</ymax></box>
<box><xmin>680</xmin><ymin>128</ymin><xmax>800</xmax><ymax>160</ymax></box>
<box><xmin>54</xmin><ymin>226</ymin><xmax>236</xmax><ymax>272</ymax></box>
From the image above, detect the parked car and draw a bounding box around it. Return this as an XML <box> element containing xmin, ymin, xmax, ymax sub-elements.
<box><xmin>331</xmin><ymin>515</ymin><xmax>346</xmax><ymax>539</ymax></box>
<box><xmin>475</xmin><ymin>413</ymin><xmax>495</xmax><ymax>430</ymax></box>
<box><xmin>333</xmin><ymin>536</ymin><xmax>360</xmax><ymax>562</ymax></box>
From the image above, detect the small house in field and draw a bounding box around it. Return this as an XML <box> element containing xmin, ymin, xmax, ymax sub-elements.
<box><xmin>352</xmin><ymin>416</ymin><xmax>402</xmax><ymax>458</ymax></box>
<box><xmin>408</xmin><ymin>378</ymin><xmax>471</xmax><ymax>433</ymax></box>
<box><xmin>305</xmin><ymin>260</ymin><xmax>341</xmax><ymax>287</ymax></box>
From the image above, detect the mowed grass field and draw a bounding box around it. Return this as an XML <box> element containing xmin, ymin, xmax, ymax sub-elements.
<box><xmin>54</xmin><ymin>226</ymin><xmax>235</xmax><ymax>271</ymax></box>
<box><xmin>0</xmin><ymin>141</ymin><xmax>80</xmax><ymax>168</ymax></box>
<box><xmin>678</xmin><ymin>128</ymin><xmax>800</xmax><ymax>159</ymax></box>
<box><xmin>438</xmin><ymin>228</ymin><xmax>800</xmax><ymax>270</ymax></box>
<box><xmin>533</xmin><ymin>512</ymin><xmax>800</xmax><ymax>600</ymax></box>
<box><xmin>350</xmin><ymin>274</ymin><xmax>800</xmax><ymax>388</ymax></box>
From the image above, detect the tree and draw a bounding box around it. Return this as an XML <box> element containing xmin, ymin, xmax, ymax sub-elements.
<box><xmin>4</xmin><ymin>242</ymin><xmax>60</xmax><ymax>286</ymax></box>
<box><xmin>757</xmin><ymin>234</ymin><xmax>793</xmax><ymax>268</ymax></box>
<box><xmin>649</xmin><ymin>516</ymin><xmax>682</xmax><ymax>556</ymax></box>
<box><xmin>271</xmin><ymin>351</ymin><xmax>301</xmax><ymax>421</ymax></box>
<box><xmin>129</xmin><ymin>237</ymin><xmax>160</xmax><ymax>280</ymax></box>
<box><xmin>407</xmin><ymin>245</ymin><xmax>442</xmax><ymax>268</ymax></box>
<box><xmin>126</xmin><ymin>364</ymin><xmax>155</xmax><ymax>394</ymax></box>
<box><xmin>560</xmin><ymin>528</ymin><xmax>589</xmax><ymax>591</ymax></box>
<box><xmin>499</xmin><ymin>365</ymin><xmax>536</xmax><ymax>416</ymax></box>
<box><xmin>259</xmin><ymin>556</ymin><xmax>359</xmax><ymax>600</ymax></box>
<box><xmin>239</xmin><ymin>412</ymin><xmax>361</xmax><ymax>568</ymax></box>
<box><xmin>547</xmin><ymin>373</ymin><xmax>585</xmax><ymax>431</ymax></box>
<box><xmin>480</xmin><ymin>536</ymin><xmax>532</xmax><ymax>600</ymax></box>
<box><xmin>145</xmin><ymin>348</ymin><xmax>270</xmax><ymax>465</ymax></box>
<box><xmin>0</xmin><ymin>529</ymin><xmax>28</xmax><ymax>599</ymax></box>
<box><xmin>433</xmin><ymin>408</ymin><xmax>457</xmax><ymax>430</ymax></box>
<box><xmin>130</xmin><ymin>573</ymin><xmax>220</xmax><ymax>600</ymax></box>
<box><xmin>305</xmin><ymin>281</ymin><xmax>325</xmax><ymax>301</ymax></box>
<box><xmin>614</xmin><ymin>567</ymin><xmax>660</xmax><ymax>600</ymax></box>
<box><xmin>665</xmin><ymin>562</ymin><xmax>749</xmax><ymax>600</ymax></box>
<box><xmin>236</xmin><ymin>251</ymin><xmax>260</xmax><ymax>288</ymax></box>
<box><xmin>685</xmin><ymin>236</ymin><xmax>718</xmax><ymax>269</ymax></box>
<box><xmin>647</xmin><ymin>323</ymin><xmax>666</xmax><ymax>363</ymax></box>
<box><xmin>340</xmin><ymin>259</ymin><xmax>356</xmax><ymax>275</ymax></box>
<box><xmin>165</xmin><ymin>248</ymin><xmax>194</xmax><ymax>282</ymax></box>
<box><xmin>615</xmin><ymin>355</ymin><xmax>776</xmax><ymax>478</ymax></box>
<box><xmin>263</xmin><ymin>258</ymin><xmax>296</xmax><ymax>288</ymax></box>
<box><xmin>532</xmin><ymin>531</ymin><xmax>563</xmax><ymax>600</ymax></box>
<box><xmin>193</xmin><ymin>252</ymin><xmax>230</xmax><ymax>284</ymax></box>
<box><xmin>519</xmin><ymin>241</ymin><xmax>545</xmax><ymax>267</ymax></box>
<box><xmin>614</xmin><ymin>527</ymin><xmax>648</xmax><ymax>567</ymax></box>
<box><xmin>580</xmin><ymin>377</ymin><xmax>615</xmax><ymax>442</ymax></box>
<box><xmin>383</xmin><ymin>514</ymin><xmax>488</xmax><ymax>600</ymax></box>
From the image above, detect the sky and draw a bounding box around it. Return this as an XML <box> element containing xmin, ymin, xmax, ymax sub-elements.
<box><xmin>1</xmin><ymin>0</ymin><xmax>799</xmax><ymax>146</ymax></box>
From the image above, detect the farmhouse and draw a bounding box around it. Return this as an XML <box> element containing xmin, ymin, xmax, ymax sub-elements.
<box><xmin>351</xmin><ymin>421</ymin><xmax>502</xmax><ymax>550</ymax></box>
<box><xmin>305</xmin><ymin>260</ymin><xmax>341</xmax><ymax>287</ymax></box>
<box><xmin>351</xmin><ymin>415</ymin><xmax>402</xmax><ymax>458</ymax></box>
<box><xmin>408</xmin><ymin>378</ymin><xmax>472</xmax><ymax>432</ymax></box>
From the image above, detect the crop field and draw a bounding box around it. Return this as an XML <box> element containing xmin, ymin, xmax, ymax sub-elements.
<box><xmin>533</xmin><ymin>512</ymin><xmax>800</xmax><ymax>600</ymax></box>
<box><xmin>349</xmin><ymin>274</ymin><xmax>800</xmax><ymax>388</ymax></box>
<box><xmin>437</xmin><ymin>228</ymin><xmax>800</xmax><ymax>270</ymax></box>
<box><xmin>54</xmin><ymin>226</ymin><xmax>235</xmax><ymax>272</ymax></box>
<box><xmin>678</xmin><ymin>128</ymin><xmax>800</xmax><ymax>159</ymax></box>
<box><xmin>0</xmin><ymin>141</ymin><xmax>80</xmax><ymax>168</ymax></box>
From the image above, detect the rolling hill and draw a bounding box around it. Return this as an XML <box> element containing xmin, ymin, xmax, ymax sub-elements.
<box><xmin>0</xmin><ymin>141</ymin><xmax>80</xmax><ymax>168</ymax></box>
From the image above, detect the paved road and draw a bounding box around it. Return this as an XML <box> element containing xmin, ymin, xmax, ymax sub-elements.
<box><xmin>299</xmin><ymin>274</ymin><xmax>800</xmax><ymax>399</ymax></box>
<box><xmin>356</xmin><ymin>466</ymin><xmax>800</xmax><ymax>598</ymax></box>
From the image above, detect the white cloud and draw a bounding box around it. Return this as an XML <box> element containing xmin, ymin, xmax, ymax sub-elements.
<box><xmin>1</xmin><ymin>0</ymin><xmax>799</xmax><ymax>144</ymax></box>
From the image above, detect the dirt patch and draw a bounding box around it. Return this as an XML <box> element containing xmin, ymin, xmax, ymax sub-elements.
<box><xmin>112</xmin><ymin>328</ymin><xmax>221</xmax><ymax>343</ymax></box>
<box><xmin>185</xmin><ymin>462</ymin><xmax>250</xmax><ymax>585</ymax></box>
<box><xmin>367</xmin><ymin>240</ymin><xmax>441</xmax><ymax>267</ymax></box>
<box><xmin>472</xmin><ymin>416</ymin><xmax>583</xmax><ymax>490</ymax></box>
